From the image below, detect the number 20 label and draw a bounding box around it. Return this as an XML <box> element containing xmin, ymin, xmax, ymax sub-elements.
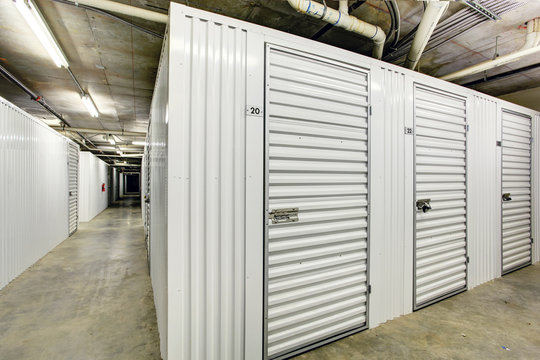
<box><xmin>246</xmin><ymin>105</ymin><xmax>263</xmax><ymax>117</ymax></box>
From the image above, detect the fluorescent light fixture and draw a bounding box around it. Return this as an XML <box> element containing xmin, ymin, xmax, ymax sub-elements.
<box><xmin>131</xmin><ymin>141</ymin><xmax>146</xmax><ymax>146</ymax></box>
<box><xmin>81</xmin><ymin>93</ymin><xmax>99</xmax><ymax>117</ymax></box>
<box><xmin>98</xmin><ymin>146</ymin><xmax>115</xmax><ymax>151</ymax></box>
<box><xmin>14</xmin><ymin>0</ymin><xmax>69</xmax><ymax>68</ymax></box>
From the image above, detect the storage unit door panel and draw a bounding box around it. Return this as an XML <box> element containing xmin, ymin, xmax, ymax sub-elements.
<box><xmin>502</xmin><ymin>110</ymin><xmax>532</xmax><ymax>274</ymax></box>
<box><xmin>68</xmin><ymin>142</ymin><xmax>79</xmax><ymax>235</ymax></box>
<box><xmin>265</xmin><ymin>47</ymin><xmax>369</xmax><ymax>359</ymax></box>
<box><xmin>414</xmin><ymin>86</ymin><xmax>467</xmax><ymax>309</ymax></box>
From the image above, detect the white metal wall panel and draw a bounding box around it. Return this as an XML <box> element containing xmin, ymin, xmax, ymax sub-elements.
<box><xmin>78</xmin><ymin>152</ymin><xmax>108</xmax><ymax>222</ymax></box>
<box><xmin>414</xmin><ymin>86</ymin><xmax>468</xmax><ymax>308</ymax></box>
<box><xmin>468</xmin><ymin>96</ymin><xmax>501</xmax><ymax>288</ymax></box>
<box><xmin>68</xmin><ymin>142</ymin><xmax>79</xmax><ymax>235</ymax></box>
<box><xmin>0</xmin><ymin>96</ymin><xmax>70</xmax><ymax>290</ymax></box>
<box><xmin>369</xmin><ymin>67</ymin><xmax>413</xmax><ymax>327</ymax></box>
<box><xmin>265</xmin><ymin>47</ymin><xmax>370</xmax><ymax>358</ymax></box>
<box><xmin>501</xmin><ymin>110</ymin><xmax>532</xmax><ymax>274</ymax></box>
<box><xmin>148</xmin><ymin>35</ymin><xmax>169</xmax><ymax>360</ymax></box>
<box><xmin>167</xmin><ymin>12</ymin><xmax>247</xmax><ymax>360</ymax></box>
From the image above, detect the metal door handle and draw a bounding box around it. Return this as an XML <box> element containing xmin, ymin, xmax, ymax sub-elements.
<box><xmin>416</xmin><ymin>199</ymin><xmax>432</xmax><ymax>213</ymax></box>
<box><xmin>502</xmin><ymin>193</ymin><xmax>512</xmax><ymax>201</ymax></box>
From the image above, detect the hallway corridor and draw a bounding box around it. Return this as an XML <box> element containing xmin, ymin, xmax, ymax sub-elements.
<box><xmin>0</xmin><ymin>200</ymin><xmax>160</xmax><ymax>360</ymax></box>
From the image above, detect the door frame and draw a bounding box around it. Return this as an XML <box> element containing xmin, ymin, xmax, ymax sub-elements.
<box><xmin>262</xmin><ymin>43</ymin><xmax>372</xmax><ymax>359</ymax></box>
<box><xmin>412</xmin><ymin>83</ymin><xmax>469</xmax><ymax>310</ymax></box>
<box><xmin>500</xmin><ymin>108</ymin><xmax>533</xmax><ymax>275</ymax></box>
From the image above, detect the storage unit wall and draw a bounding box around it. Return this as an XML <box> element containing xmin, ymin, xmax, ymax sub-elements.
<box><xmin>143</xmin><ymin>4</ymin><xmax>540</xmax><ymax>359</ymax></box>
<box><xmin>0</xmin><ymin>96</ymin><xmax>78</xmax><ymax>290</ymax></box>
<box><xmin>79</xmin><ymin>152</ymin><xmax>108</xmax><ymax>222</ymax></box>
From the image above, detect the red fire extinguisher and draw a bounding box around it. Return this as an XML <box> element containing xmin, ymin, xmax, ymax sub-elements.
<box><xmin>102</xmin><ymin>183</ymin><xmax>106</xmax><ymax>192</ymax></box>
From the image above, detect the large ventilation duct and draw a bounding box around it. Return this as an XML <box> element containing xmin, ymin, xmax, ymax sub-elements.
<box><xmin>404</xmin><ymin>0</ymin><xmax>449</xmax><ymax>70</ymax></box>
<box><xmin>286</xmin><ymin>0</ymin><xmax>386</xmax><ymax>59</ymax></box>
<box><xmin>441</xmin><ymin>18</ymin><xmax>540</xmax><ymax>82</ymax></box>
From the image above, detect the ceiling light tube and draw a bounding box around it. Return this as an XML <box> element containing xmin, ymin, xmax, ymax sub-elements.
<box><xmin>81</xmin><ymin>93</ymin><xmax>99</xmax><ymax>117</ymax></box>
<box><xmin>131</xmin><ymin>141</ymin><xmax>146</xmax><ymax>146</ymax></box>
<box><xmin>14</xmin><ymin>0</ymin><xmax>69</xmax><ymax>68</ymax></box>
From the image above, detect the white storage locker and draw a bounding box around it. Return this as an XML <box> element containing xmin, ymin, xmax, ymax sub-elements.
<box><xmin>67</xmin><ymin>141</ymin><xmax>79</xmax><ymax>235</ymax></box>
<box><xmin>413</xmin><ymin>85</ymin><xmax>468</xmax><ymax>309</ymax></box>
<box><xmin>501</xmin><ymin>109</ymin><xmax>533</xmax><ymax>274</ymax></box>
<box><xmin>265</xmin><ymin>46</ymin><xmax>370</xmax><ymax>358</ymax></box>
<box><xmin>145</xmin><ymin>4</ymin><xmax>540</xmax><ymax>360</ymax></box>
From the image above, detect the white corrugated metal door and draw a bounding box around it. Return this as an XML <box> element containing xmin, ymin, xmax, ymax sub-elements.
<box><xmin>265</xmin><ymin>46</ymin><xmax>370</xmax><ymax>359</ymax></box>
<box><xmin>413</xmin><ymin>85</ymin><xmax>468</xmax><ymax>309</ymax></box>
<box><xmin>502</xmin><ymin>110</ymin><xmax>532</xmax><ymax>274</ymax></box>
<box><xmin>68</xmin><ymin>142</ymin><xmax>79</xmax><ymax>235</ymax></box>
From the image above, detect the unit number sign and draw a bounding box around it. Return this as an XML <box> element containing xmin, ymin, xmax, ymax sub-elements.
<box><xmin>246</xmin><ymin>105</ymin><xmax>263</xmax><ymax>117</ymax></box>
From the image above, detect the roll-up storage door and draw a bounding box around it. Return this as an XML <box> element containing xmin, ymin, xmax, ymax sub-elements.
<box><xmin>502</xmin><ymin>110</ymin><xmax>532</xmax><ymax>274</ymax></box>
<box><xmin>265</xmin><ymin>46</ymin><xmax>370</xmax><ymax>359</ymax></box>
<box><xmin>413</xmin><ymin>85</ymin><xmax>468</xmax><ymax>309</ymax></box>
<box><xmin>67</xmin><ymin>142</ymin><xmax>79</xmax><ymax>235</ymax></box>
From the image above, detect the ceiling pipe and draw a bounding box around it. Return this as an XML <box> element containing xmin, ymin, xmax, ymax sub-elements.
<box><xmin>62</xmin><ymin>0</ymin><xmax>167</xmax><ymax>23</ymax></box>
<box><xmin>52</xmin><ymin>126</ymin><xmax>146</xmax><ymax>136</ymax></box>
<box><xmin>441</xmin><ymin>19</ymin><xmax>540</xmax><ymax>82</ymax></box>
<box><xmin>339</xmin><ymin>0</ymin><xmax>348</xmax><ymax>14</ymax></box>
<box><xmin>404</xmin><ymin>0</ymin><xmax>449</xmax><ymax>70</ymax></box>
<box><xmin>51</xmin><ymin>0</ymin><xmax>163</xmax><ymax>38</ymax></box>
<box><xmin>286</xmin><ymin>0</ymin><xmax>386</xmax><ymax>59</ymax></box>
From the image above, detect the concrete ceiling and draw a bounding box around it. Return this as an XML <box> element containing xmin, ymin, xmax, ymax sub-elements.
<box><xmin>1</xmin><ymin>0</ymin><xmax>539</xmax><ymax>158</ymax></box>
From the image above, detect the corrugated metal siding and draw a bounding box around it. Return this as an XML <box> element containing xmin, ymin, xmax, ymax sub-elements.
<box><xmin>468</xmin><ymin>96</ymin><xmax>500</xmax><ymax>288</ymax></box>
<box><xmin>534</xmin><ymin>114</ymin><xmax>540</xmax><ymax>264</ymax></box>
<box><xmin>68</xmin><ymin>142</ymin><xmax>79</xmax><ymax>235</ymax></box>
<box><xmin>501</xmin><ymin>110</ymin><xmax>532</xmax><ymax>273</ymax></box>
<box><xmin>167</xmin><ymin>13</ymin><xmax>247</xmax><ymax>360</ymax></box>
<box><xmin>265</xmin><ymin>47</ymin><xmax>369</xmax><ymax>358</ymax></box>
<box><xmin>78</xmin><ymin>152</ymin><xmax>108</xmax><ymax>222</ymax></box>
<box><xmin>369</xmin><ymin>68</ymin><xmax>411</xmax><ymax>326</ymax></box>
<box><xmin>414</xmin><ymin>86</ymin><xmax>468</xmax><ymax>308</ymax></box>
<box><xmin>147</xmin><ymin>33</ymin><xmax>169</xmax><ymax>360</ymax></box>
<box><xmin>0</xmin><ymin>96</ymin><xmax>70</xmax><ymax>290</ymax></box>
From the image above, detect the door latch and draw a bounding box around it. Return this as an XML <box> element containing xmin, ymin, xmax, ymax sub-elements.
<box><xmin>502</xmin><ymin>193</ymin><xmax>512</xmax><ymax>202</ymax></box>
<box><xmin>416</xmin><ymin>199</ymin><xmax>432</xmax><ymax>213</ymax></box>
<box><xmin>269</xmin><ymin>208</ymin><xmax>299</xmax><ymax>224</ymax></box>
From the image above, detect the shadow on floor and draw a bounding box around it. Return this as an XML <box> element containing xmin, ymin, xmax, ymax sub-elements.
<box><xmin>295</xmin><ymin>264</ymin><xmax>540</xmax><ymax>360</ymax></box>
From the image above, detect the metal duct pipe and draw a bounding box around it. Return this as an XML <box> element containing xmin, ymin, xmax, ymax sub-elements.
<box><xmin>52</xmin><ymin>126</ymin><xmax>146</xmax><ymax>136</ymax></box>
<box><xmin>287</xmin><ymin>0</ymin><xmax>386</xmax><ymax>59</ymax></box>
<box><xmin>441</xmin><ymin>19</ymin><xmax>540</xmax><ymax>81</ymax></box>
<box><xmin>62</xmin><ymin>0</ymin><xmax>167</xmax><ymax>23</ymax></box>
<box><xmin>404</xmin><ymin>0</ymin><xmax>449</xmax><ymax>70</ymax></box>
<box><xmin>441</xmin><ymin>45</ymin><xmax>540</xmax><ymax>82</ymax></box>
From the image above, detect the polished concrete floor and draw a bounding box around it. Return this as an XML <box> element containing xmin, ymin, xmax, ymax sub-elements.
<box><xmin>296</xmin><ymin>264</ymin><xmax>540</xmax><ymax>360</ymax></box>
<box><xmin>0</xmin><ymin>199</ymin><xmax>160</xmax><ymax>360</ymax></box>
<box><xmin>1</xmin><ymin>200</ymin><xmax>540</xmax><ymax>360</ymax></box>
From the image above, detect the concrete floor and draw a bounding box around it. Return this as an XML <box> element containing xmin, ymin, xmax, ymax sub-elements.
<box><xmin>296</xmin><ymin>264</ymin><xmax>540</xmax><ymax>360</ymax></box>
<box><xmin>1</xmin><ymin>200</ymin><xmax>540</xmax><ymax>360</ymax></box>
<box><xmin>0</xmin><ymin>199</ymin><xmax>160</xmax><ymax>360</ymax></box>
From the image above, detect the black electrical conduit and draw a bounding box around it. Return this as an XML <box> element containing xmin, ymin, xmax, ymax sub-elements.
<box><xmin>462</xmin><ymin>63</ymin><xmax>540</xmax><ymax>87</ymax></box>
<box><xmin>0</xmin><ymin>64</ymin><xmax>114</xmax><ymax>161</ymax></box>
<box><xmin>50</xmin><ymin>0</ymin><xmax>164</xmax><ymax>39</ymax></box>
<box><xmin>0</xmin><ymin>64</ymin><xmax>71</xmax><ymax>127</ymax></box>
